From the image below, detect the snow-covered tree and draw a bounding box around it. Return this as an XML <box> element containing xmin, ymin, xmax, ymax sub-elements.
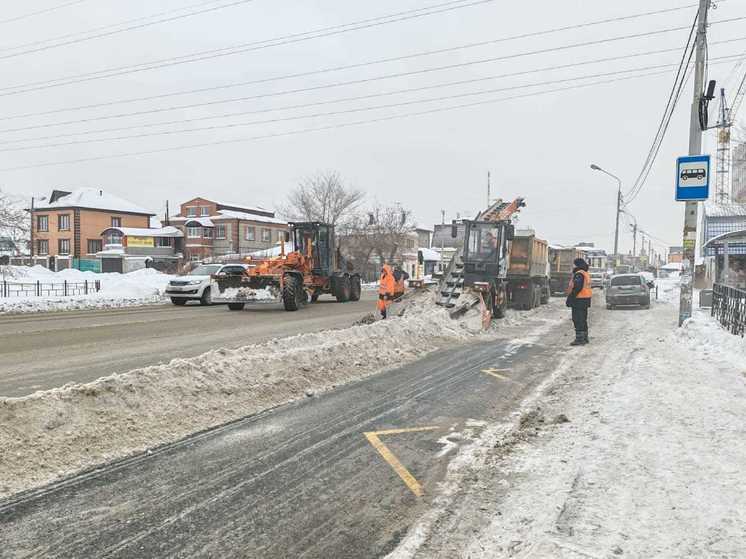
<box><xmin>282</xmin><ymin>171</ymin><xmax>364</xmax><ymax>227</ymax></box>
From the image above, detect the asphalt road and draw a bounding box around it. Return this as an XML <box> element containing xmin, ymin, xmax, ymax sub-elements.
<box><xmin>0</xmin><ymin>310</ymin><xmax>572</xmax><ymax>558</ymax></box>
<box><xmin>0</xmin><ymin>292</ymin><xmax>376</xmax><ymax>397</ymax></box>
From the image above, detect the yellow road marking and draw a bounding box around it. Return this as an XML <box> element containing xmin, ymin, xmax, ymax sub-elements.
<box><xmin>364</xmin><ymin>426</ymin><xmax>439</xmax><ymax>497</ymax></box>
<box><xmin>481</xmin><ymin>368</ymin><xmax>522</xmax><ymax>384</ymax></box>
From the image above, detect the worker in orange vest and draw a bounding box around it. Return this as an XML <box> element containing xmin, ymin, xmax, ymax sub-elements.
<box><xmin>566</xmin><ymin>257</ymin><xmax>592</xmax><ymax>345</ymax></box>
<box><xmin>392</xmin><ymin>266</ymin><xmax>409</xmax><ymax>299</ymax></box>
<box><xmin>377</xmin><ymin>264</ymin><xmax>396</xmax><ymax>319</ymax></box>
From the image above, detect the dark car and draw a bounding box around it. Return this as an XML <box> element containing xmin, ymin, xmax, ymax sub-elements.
<box><xmin>605</xmin><ymin>273</ymin><xmax>650</xmax><ymax>310</ymax></box>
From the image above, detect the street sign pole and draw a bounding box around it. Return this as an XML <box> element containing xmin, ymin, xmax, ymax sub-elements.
<box><xmin>678</xmin><ymin>0</ymin><xmax>709</xmax><ymax>326</ymax></box>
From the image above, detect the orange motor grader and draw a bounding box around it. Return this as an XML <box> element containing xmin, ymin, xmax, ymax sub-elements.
<box><xmin>213</xmin><ymin>222</ymin><xmax>362</xmax><ymax>311</ymax></box>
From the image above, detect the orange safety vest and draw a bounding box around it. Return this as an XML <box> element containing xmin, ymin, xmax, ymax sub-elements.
<box><xmin>567</xmin><ymin>269</ymin><xmax>593</xmax><ymax>298</ymax></box>
<box><xmin>377</xmin><ymin>265</ymin><xmax>395</xmax><ymax>311</ymax></box>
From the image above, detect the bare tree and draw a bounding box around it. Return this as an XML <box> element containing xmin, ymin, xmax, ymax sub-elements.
<box><xmin>0</xmin><ymin>189</ymin><xmax>28</xmax><ymax>252</ymax></box>
<box><xmin>282</xmin><ymin>171</ymin><xmax>364</xmax><ymax>226</ymax></box>
<box><xmin>340</xmin><ymin>203</ymin><xmax>416</xmax><ymax>280</ymax></box>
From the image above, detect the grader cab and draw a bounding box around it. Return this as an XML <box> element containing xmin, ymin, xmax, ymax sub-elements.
<box><xmin>213</xmin><ymin>222</ymin><xmax>361</xmax><ymax>311</ymax></box>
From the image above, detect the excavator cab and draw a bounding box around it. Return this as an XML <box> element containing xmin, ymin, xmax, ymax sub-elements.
<box><xmin>462</xmin><ymin>220</ymin><xmax>511</xmax><ymax>279</ymax></box>
<box><xmin>290</xmin><ymin>222</ymin><xmax>335</xmax><ymax>276</ymax></box>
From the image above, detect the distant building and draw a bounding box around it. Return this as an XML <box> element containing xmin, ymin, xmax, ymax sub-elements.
<box><xmin>432</xmin><ymin>223</ymin><xmax>465</xmax><ymax>249</ymax></box>
<box><xmin>732</xmin><ymin>143</ymin><xmax>746</xmax><ymax>203</ymax></box>
<box><xmin>97</xmin><ymin>226</ymin><xmax>184</xmax><ymax>273</ymax></box>
<box><xmin>29</xmin><ymin>188</ymin><xmax>155</xmax><ymax>271</ymax></box>
<box><xmin>414</xmin><ymin>227</ymin><xmax>432</xmax><ymax>249</ymax></box>
<box><xmin>668</xmin><ymin>246</ymin><xmax>684</xmax><ymax>263</ymax></box>
<box><xmin>169</xmin><ymin>197</ymin><xmax>288</xmax><ymax>262</ymax></box>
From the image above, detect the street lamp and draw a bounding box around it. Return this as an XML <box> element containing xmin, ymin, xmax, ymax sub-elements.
<box><xmin>590</xmin><ymin>163</ymin><xmax>623</xmax><ymax>265</ymax></box>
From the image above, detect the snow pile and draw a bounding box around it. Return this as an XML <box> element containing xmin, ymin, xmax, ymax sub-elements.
<box><xmin>0</xmin><ymin>266</ymin><xmax>175</xmax><ymax>314</ymax></box>
<box><xmin>655</xmin><ymin>275</ymin><xmax>681</xmax><ymax>304</ymax></box>
<box><xmin>678</xmin><ymin>308</ymin><xmax>746</xmax><ymax>367</ymax></box>
<box><xmin>215</xmin><ymin>286</ymin><xmax>278</xmax><ymax>302</ymax></box>
<box><xmin>1</xmin><ymin>290</ymin><xmax>538</xmax><ymax>499</ymax></box>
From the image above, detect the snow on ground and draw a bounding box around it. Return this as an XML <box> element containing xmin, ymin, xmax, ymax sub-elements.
<box><xmin>0</xmin><ymin>266</ymin><xmax>174</xmax><ymax>314</ymax></box>
<box><xmin>0</xmin><ymin>288</ymin><xmax>562</xmax><ymax>500</ymax></box>
<box><xmin>392</xmin><ymin>276</ymin><xmax>746</xmax><ymax>558</ymax></box>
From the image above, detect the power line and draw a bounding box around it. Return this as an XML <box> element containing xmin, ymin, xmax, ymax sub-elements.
<box><xmin>0</xmin><ymin>0</ymin><xmax>499</xmax><ymax>96</ymax></box>
<box><xmin>0</xmin><ymin>67</ymin><xmax>695</xmax><ymax>172</ymax></box>
<box><xmin>3</xmin><ymin>53</ymin><xmax>745</xmax><ymax>150</ymax></box>
<box><xmin>623</xmin><ymin>9</ymin><xmax>699</xmax><ymax>206</ymax></box>
<box><xmin>7</xmin><ymin>28</ymin><xmax>746</xmax><ymax>135</ymax></box>
<box><xmin>0</xmin><ymin>3</ymin><xmax>711</xmax><ymax>120</ymax></box>
<box><xmin>8</xmin><ymin>7</ymin><xmax>744</xmax><ymax>100</ymax></box>
<box><xmin>0</xmin><ymin>0</ymin><xmax>257</xmax><ymax>61</ymax></box>
<box><xmin>0</xmin><ymin>0</ymin><xmax>87</xmax><ymax>26</ymax></box>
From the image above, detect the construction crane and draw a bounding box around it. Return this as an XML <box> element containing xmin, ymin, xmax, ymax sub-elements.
<box><xmin>715</xmin><ymin>70</ymin><xmax>746</xmax><ymax>203</ymax></box>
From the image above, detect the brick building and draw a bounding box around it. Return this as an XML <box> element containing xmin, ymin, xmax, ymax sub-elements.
<box><xmin>169</xmin><ymin>197</ymin><xmax>288</xmax><ymax>261</ymax></box>
<box><xmin>30</xmin><ymin>188</ymin><xmax>155</xmax><ymax>270</ymax></box>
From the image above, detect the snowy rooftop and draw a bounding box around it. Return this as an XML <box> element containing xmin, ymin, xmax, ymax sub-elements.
<box><xmin>34</xmin><ymin>188</ymin><xmax>155</xmax><ymax>215</ymax></box>
<box><xmin>102</xmin><ymin>226</ymin><xmax>183</xmax><ymax>238</ymax></box>
<box><xmin>704</xmin><ymin>201</ymin><xmax>746</xmax><ymax>218</ymax></box>
<box><xmin>212</xmin><ymin>209</ymin><xmax>287</xmax><ymax>225</ymax></box>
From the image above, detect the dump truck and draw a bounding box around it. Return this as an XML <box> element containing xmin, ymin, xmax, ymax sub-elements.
<box><xmin>548</xmin><ymin>246</ymin><xmax>584</xmax><ymax>295</ymax></box>
<box><xmin>506</xmin><ymin>230</ymin><xmax>550</xmax><ymax>309</ymax></box>
<box><xmin>212</xmin><ymin>222</ymin><xmax>361</xmax><ymax>311</ymax></box>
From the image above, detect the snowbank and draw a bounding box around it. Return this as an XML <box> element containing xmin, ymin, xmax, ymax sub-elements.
<box><xmin>0</xmin><ymin>290</ymin><xmax>560</xmax><ymax>499</ymax></box>
<box><xmin>0</xmin><ymin>266</ymin><xmax>174</xmax><ymax>314</ymax></box>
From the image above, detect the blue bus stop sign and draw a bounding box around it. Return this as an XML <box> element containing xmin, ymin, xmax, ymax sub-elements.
<box><xmin>675</xmin><ymin>154</ymin><xmax>710</xmax><ymax>201</ymax></box>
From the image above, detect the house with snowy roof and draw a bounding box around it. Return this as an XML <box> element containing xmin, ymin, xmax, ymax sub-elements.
<box><xmin>29</xmin><ymin>188</ymin><xmax>168</xmax><ymax>271</ymax></box>
<box><xmin>169</xmin><ymin>197</ymin><xmax>288</xmax><ymax>261</ymax></box>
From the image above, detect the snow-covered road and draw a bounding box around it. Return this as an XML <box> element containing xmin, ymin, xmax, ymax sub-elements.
<box><xmin>392</xmin><ymin>283</ymin><xmax>746</xmax><ymax>558</ymax></box>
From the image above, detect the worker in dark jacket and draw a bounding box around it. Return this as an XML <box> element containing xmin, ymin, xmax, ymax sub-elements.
<box><xmin>566</xmin><ymin>257</ymin><xmax>592</xmax><ymax>345</ymax></box>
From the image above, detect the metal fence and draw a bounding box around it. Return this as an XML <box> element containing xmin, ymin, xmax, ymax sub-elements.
<box><xmin>1</xmin><ymin>280</ymin><xmax>101</xmax><ymax>298</ymax></box>
<box><xmin>712</xmin><ymin>283</ymin><xmax>746</xmax><ymax>337</ymax></box>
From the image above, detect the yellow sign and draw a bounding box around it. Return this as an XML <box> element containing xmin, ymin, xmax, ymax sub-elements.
<box><xmin>127</xmin><ymin>235</ymin><xmax>154</xmax><ymax>248</ymax></box>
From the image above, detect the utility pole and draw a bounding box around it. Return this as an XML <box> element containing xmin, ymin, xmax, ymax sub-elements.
<box><xmin>631</xmin><ymin>223</ymin><xmax>637</xmax><ymax>256</ymax></box>
<box><xmin>487</xmin><ymin>171</ymin><xmax>491</xmax><ymax>207</ymax></box>
<box><xmin>678</xmin><ymin>0</ymin><xmax>709</xmax><ymax>326</ymax></box>
<box><xmin>590</xmin><ymin>163</ymin><xmax>623</xmax><ymax>269</ymax></box>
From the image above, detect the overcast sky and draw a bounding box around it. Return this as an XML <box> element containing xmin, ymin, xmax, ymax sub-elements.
<box><xmin>1</xmin><ymin>0</ymin><xmax>744</xmax><ymax>255</ymax></box>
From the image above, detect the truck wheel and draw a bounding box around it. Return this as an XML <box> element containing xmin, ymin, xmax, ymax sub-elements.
<box><xmin>199</xmin><ymin>286</ymin><xmax>212</xmax><ymax>306</ymax></box>
<box><xmin>228</xmin><ymin>303</ymin><xmax>245</xmax><ymax>311</ymax></box>
<box><xmin>349</xmin><ymin>276</ymin><xmax>361</xmax><ymax>301</ymax></box>
<box><xmin>335</xmin><ymin>275</ymin><xmax>351</xmax><ymax>302</ymax></box>
<box><xmin>540</xmin><ymin>286</ymin><xmax>549</xmax><ymax>305</ymax></box>
<box><xmin>282</xmin><ymin>275</ymin><xmax>302</xmax><ymax>311</ymax></box>
<box><xmin>171</xmin><ymin>298</ymin><xmax>187</xmax><ymax>306</ymax></box>
<box><xmin>493</xmin><ymin>287</ymin><xmax>507</xmax><ymax>319</ymax></box>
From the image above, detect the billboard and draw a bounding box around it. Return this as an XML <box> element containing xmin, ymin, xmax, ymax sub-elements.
<box><xmin>127</xmin><ymin>236</ymin><xmax>155</xmax><ymax>248</ymax></box>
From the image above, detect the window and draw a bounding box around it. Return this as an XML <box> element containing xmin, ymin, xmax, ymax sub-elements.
<box><xmin>105</xmin><ymin>231</ymin><xmax>123</xmax><ymax>246</ymax></box>
<box><xmin>87</xmin><ymin>239</ymin><xmax>102</xmax><ymax>254</ymax></box>
<box><xmin>37</xmin><ymin>239</ymin><xmax>49</xmax><ymax>255</ymax></box>
<box><xmin>58</xmin><ymin>214</ymin><xmax>70</xmax><ymax>231</ymax></box>
<box><xmin>186</xmin><ymin>207</ymin><xmax>197</xmax><ymax>217</ymax></box>
<box><xmin>277</xmin><ymin>230</ymin><xmax>286</xmax><ymax>242</ymax></box>
<box><xmin>244</xmin><ymin>226</ymin><xmax>255</xmax><ymax>241</ymax></box>
<box><xmin>187</xmin><ymin>226</ymin><xmax>201</xmax><ymax>238</ymax></box>
<box><xmin>203</xmin><ymin>228</ymin><xmax>213</xmax><ymax>239</ymax></box>
<box><xmin>36</xmin><ymin>215</ymin><xmax>49</xmax><ymax>232</ymax></box>
<box><xmin>262</xmin><ymin>228</ymin><xmax>271</xmax><ymax>242</ymax></box>
<box><xmin>58</xmin><ymin>239</ymin><xmax>71</xmax><ymax>255</ymax></box>
<box><xmin>215</xmin><ymin>224</ymin><xmax>226</xmax><ymax>239</ymax></box>
<box><xmin>156</xmin><ymin>237</ymin><xmax>172</xmax><ymax>247</ymax></box>
<box><xmin>200</xmin><ymin>206</ymin><xmax>209</xmax><ymax>216</ymax></box>
<box><xmin>111</xmin><ymin>216</ymin><xmax>122</xmax><ymax>227</ymax></box>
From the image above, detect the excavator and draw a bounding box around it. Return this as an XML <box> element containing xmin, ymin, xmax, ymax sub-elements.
<box><xmin>437</xmin><ymin>198</ymin><xmax>525</xmax><ymax>321</ymax></box>
<box><xmin>213</xmin><ymin>222</ymin><xmax>362</xmax><ymax>311</ymax></box>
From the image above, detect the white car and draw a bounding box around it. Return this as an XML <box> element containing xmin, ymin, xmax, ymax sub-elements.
<box><xmin>166</xmin><ymin>263</ymin><xmax>247</xmax><ymax>306</ymax></box>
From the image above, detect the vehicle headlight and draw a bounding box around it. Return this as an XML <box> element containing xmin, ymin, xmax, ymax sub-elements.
<box><xmin>188</xmin><ymin>280</ymin><xmax>203</xmax><ymax>285</ymax></box>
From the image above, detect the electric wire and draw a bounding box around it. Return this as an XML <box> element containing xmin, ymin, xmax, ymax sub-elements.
<box><xmin>0</xmin><ymin>0</ymin><xmax>87</xmax><ymax>26</ymax></box>
<box><xmin>623</xmin><ymin>8</ymin><xmax>699</xmax><ymax>206</ymax></box>
<box><xmin>0</xmin><ymin>3</ymin><xmax>716</xmax><ymax>121</ymax></box>
<box><xmin>0</xmin><ymin>0</ymin><xmax>255</xmax><ymax>58</ymax></box>
<box><xmin>0</xmin><ymin>66</ymin><xmax>704</xmax><ymax>172</ymax></box>
<box><xmin>3</xmin><ymin>52</ymin><xmax>745</xmax><ymax>149</ymax></box>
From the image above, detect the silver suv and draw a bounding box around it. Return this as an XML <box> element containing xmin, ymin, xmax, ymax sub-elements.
<box><xmin>605</xmin><ymin>273</ymin><xmax>650</xmax><ymax>310</ymax></box>
<box><xmin>166</xmin><ymin>263</ymin><xmax>247</xmax><ymax>306</ymax></box>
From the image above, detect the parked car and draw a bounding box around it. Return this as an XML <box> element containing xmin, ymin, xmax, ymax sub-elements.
<box><xmin>605</xmin><ymin>273</ymin><xmax>650</xmax><ymax>309</ymax></box>
<box><xmin>589</xmin><ymin>269</ymin><xmax>606</xmax><ymax>289</ymax></box>
<box><xmin>166</xmin><ymin>263</ymin><xmax>247</xmax><ymax>306</ymax></box>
